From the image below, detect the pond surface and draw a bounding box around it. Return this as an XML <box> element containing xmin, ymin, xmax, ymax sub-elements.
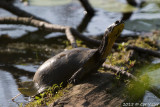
<box><xmin>0</xmin><ymin>0</ymin><xmax>160</xmax><ymax>106</ymax></box>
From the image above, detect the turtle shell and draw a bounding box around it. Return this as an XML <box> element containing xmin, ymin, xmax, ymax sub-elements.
<box><xmin>33</xmin><ymin>47</ymin><xmax>97</xmax><ymax>93</ymax></box>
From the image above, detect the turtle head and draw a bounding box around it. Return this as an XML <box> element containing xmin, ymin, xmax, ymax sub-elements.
<box><xmin>98</xmin><ymin>20</ymin><xmax>124</xmax><ymax>59</ymax></box>
<box><xmin>104</xmin><ymin>20</ymin><xmax>124</xmax><ymax>48</ymax></box>
<box><xmin>105</xmin><ymin>20</ymin><xmax>124</xmax><ymax>40</ymax></box>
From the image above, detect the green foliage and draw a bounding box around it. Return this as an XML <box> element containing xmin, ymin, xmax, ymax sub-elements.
<box><xmin>126</xmin><ymin>74</ymin><xmax>150</xmax><ymax>102</ymax></box>
<box><xmin>105</xmin><ymin>36</ymin><xmax>157</xmax><ymax>82</ymax></box>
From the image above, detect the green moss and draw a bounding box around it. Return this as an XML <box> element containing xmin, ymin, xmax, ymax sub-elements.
<box><xmin>127</xmin><ymin>37</ymin><xmax>157</xmax><ymax>50</ymax></box>
<box><xmin>26</xmin><ymin>84</ymin><xmax>71</xmax><ymax>107</ymax></box>
<box><xmin>125</xmin><ymin>74</ymin><xmax>150</xmax><ymax>102</ymax></box>
<box><xmin>106</xmin><ymin>36</ymin><xmax>157</xmax><ymax>66</ymax></box>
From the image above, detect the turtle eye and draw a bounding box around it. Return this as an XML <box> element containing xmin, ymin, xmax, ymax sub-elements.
<box><xmin>108</xmin><ymin>26</ymin><xmax>113</xmax><ymax>32</ymax></box>
<box><xmin>115</xmin><ymin>20</ymin><xmax>120</xmax><ymax>25</ymax></box>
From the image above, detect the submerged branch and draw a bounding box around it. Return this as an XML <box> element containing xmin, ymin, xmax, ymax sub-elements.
<box><xmin>127</xmin><ymin>45</ymin><xmax>160</xmax><ymax>57</ymax></box>
<box><xmin>114</xmin><ymin>43</ymin><xmax>160</xmax><ymax>58</ymax></box>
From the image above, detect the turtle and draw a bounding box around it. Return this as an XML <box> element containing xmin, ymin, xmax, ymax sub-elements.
<box><xmin>18</xmin><ymin>20</ymin><xmax>124</xmax><ymax>96</ymax></box>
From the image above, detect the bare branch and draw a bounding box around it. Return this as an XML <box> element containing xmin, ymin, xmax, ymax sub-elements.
<box><xmin>0</xmin><ymin>17</ymin><xmax>66</xmax><ymax>32</ymax></box>
<box><xmin>114</xmin><ymin>43</ymin><xmax>160</xmax><ymax>58</ymax></box>
<box><xmin>102</xmin><ymin>63</ymin><xmax>137</xmax><ymax>80</ymax></box>
<box><xmin>65</xmin><ymin>27</ymin><xmax>77</xmax><ymax>48</ymax></box>
<box><xmin>127</xmin><ymin>45</ymin><xmax>160</xmax><ymax>57</ymax></box>
<box><xmin>0</xmin><ymin>1</ymin><xmax>49</xmax><ymax>23</ymax></box>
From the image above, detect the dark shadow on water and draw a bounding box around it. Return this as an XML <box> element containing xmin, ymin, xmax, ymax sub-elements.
<box><xmin>121</xmin><ymin>12</ymin><xmax>133</xmax><ymax>21</ymax></box>
<box><xmin>77</xmin><ymin>14</ymin><xmax>94</xmax><ymax>33</ymax></box>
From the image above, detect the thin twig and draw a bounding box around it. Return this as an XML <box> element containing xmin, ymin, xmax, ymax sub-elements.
<box><xmin>65</xmin><ymin>27</ymin><xmax>77</xmax><ymax>48</ymax></box>
<box><xmin>102</xmin><ymin>64</ymin><xmax>137</xmax><ymax>80</ymax></box>
<box><xmin>11</xmin><ymin>93</ymin><xmax>22</xmax><ymax>102</ymax></box>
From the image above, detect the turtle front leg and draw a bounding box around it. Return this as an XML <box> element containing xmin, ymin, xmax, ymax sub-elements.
<box><xmin>69</xmin><ymin>67</ymin><xmax>85</xmax><ymax>84</ymax></box>
<box><xmin>69</xmin><ymin>56</ymin><xmax>98</xmax><ymax>84</ymax></box>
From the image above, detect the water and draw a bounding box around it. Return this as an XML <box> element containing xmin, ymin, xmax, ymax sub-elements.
<box><xmin>0</xmin><ymin>69</ymin><xmax>30</xmax><ymax>107</ymax></box>
<box><xmin>0</xmin><ymin>0</ymin><xmax>160</xmax><ymax>106</ymax></box>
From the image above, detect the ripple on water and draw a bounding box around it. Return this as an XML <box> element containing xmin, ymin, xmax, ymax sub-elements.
<box><xmin>0</xmin><ymin>70</ymin><xmax>27</xmax><ymax>107</ymax></box>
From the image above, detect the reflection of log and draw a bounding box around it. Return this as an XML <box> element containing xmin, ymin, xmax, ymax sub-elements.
<box><xmin>79</xmin><ymin>0</ymin><xmax>95</xmax><ymax>16</ymax></box>
<box><xmin>1</xmin><ymin>17</ymin><xmax>160</xmax><ymax>58</ymax></box>
<box><xmin>0</xmin><ymin>1</ymin><xmax>49</xmax><ymax>23</ymax></box>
